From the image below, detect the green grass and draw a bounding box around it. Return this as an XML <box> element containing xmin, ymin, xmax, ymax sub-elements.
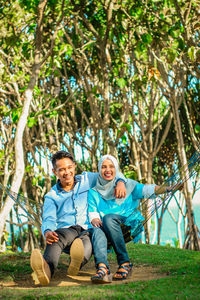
<box><xmin>0</xmin><ymin>243</ymin><xmax>200</xmax><ymax>299</ymax></box>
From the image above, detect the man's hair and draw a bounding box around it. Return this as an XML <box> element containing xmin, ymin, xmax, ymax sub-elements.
<box><xmin>51</xmin><ymin>151</ymin><xmax>74</xmax><ymax>169</ymax></box>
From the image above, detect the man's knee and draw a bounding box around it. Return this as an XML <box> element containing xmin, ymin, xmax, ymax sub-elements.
<box><xmin>55</xmin><ymin>228</ymin><xmax>78</xmax><ymax>249</ymax></box>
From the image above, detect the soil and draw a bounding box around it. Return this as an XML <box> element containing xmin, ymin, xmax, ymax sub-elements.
<box><xmin>0</xmin><ymin>258</ymin><xmax>167</xmax><ymax>289</ymax></box>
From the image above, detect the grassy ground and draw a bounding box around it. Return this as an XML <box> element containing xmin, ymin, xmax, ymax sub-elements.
<box><xmin>0</xmin><ymin>243</ymin><xmax>200</xmax><ymax>299</ymax></box>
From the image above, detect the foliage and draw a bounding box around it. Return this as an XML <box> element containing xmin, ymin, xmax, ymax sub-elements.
<box><xmin>0</xmin><ymin>0</ymin><xmax>199</xmax><ymax>249</ymax></box>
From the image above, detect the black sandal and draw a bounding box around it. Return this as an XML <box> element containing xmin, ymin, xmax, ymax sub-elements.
<box><xmin>91</xmin><ymin>265</ymin><xmax>112</xmax><ymax>284</ymax></box>
<box><xmin>113</xmin><ymin>262</ymin><xmax>133</xmax><ymax>280</ymax></box>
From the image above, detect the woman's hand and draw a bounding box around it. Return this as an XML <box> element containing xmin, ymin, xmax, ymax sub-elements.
<box><xmin>155</xmin><ymin>182</ymin><xmax>184</xmax><ymax>195</ymax></box>
<box><xmin>91</xmin><ymin>218</ymin><xmax>102</xmax><ymax>227</ymax></box>
<box><xmin>169</xmin><ymin>182</ymin><xmax>184</xmax><ymax>192</ymax></box>
<box><xmin>113</xmin><ymin>181</ymin><xmax>126</xmax><ymax>198</ymax></box>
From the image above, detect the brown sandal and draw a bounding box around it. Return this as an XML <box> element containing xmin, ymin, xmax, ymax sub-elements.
<box><xmin>113</xmin><ymin>262</ymin><xmax>133</xmax><ymax>280</ymax></box>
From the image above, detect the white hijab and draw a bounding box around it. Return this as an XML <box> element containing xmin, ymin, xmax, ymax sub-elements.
<box><xmin>93</xmin><ymin>154</ymin><xmax>137</xmax><ymax>205</ymax></box>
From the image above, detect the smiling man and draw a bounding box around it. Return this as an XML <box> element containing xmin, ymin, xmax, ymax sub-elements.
<box><xmin>30</xmin><ymin>150</ymin><xmax>126</xmax><ymax>286</ymax></box>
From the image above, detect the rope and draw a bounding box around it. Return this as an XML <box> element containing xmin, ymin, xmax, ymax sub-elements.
<box><xmin>1</xmin><ymin>148</ymin><xmax>200</xmax><ymax>238</ymax></box>
<box><xmin>0</xmin><ymin>183</ymin><xmax>42</xmax><ymax>228</ymax></box>
<box><xmin>124</xmin><ymin>148</ymin><xmax>200</xmax><ymax>240</ymax></box>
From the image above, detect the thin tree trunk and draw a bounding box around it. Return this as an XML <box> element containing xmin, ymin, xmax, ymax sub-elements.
<box><xmin>0</xmin><ymin>0</ymin><xmax>48</xmax><ymax>242</ymax></box>
<box><xmin>9</xmin><ymin>210</ymin><xmax>17</xmax><ymax>251</ymax></box>
<box><xmin>171</xmin><ymin>97</ymin><xmax>200</xmax><ymax>250</ymax></box>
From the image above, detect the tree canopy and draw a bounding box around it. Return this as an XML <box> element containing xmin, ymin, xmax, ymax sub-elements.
<box><xmin>0</xmin><ymin>0</ymin><xmax>200</xmax><ymax>251</ymax></box>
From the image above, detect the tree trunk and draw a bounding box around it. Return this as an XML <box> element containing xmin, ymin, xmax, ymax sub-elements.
<box><xmin>9</xmin><ymin>210</ymin><xmax>17</xmax><ymax>251</ymax></box>
<box><xmin>171</xmin><ymin>97</ymin><xmax>200</xmax><ymax>250</ymax></box>
<box><xmin>0</xmin><ymin>0</ymin><xmax>48</xmax><ymax>243</ymax></box>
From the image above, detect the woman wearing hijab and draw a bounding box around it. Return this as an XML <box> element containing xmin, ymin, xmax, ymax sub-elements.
<box><xmin>88</xmin><ymin>155</ymin><xmax>172</xmax><ymax>283</ymax></box>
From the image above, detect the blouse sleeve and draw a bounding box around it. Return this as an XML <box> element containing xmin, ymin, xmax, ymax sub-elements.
<box><xmin>142</xmin><ymin>184</ymin><xmax>156</xmax><ymax>199</ymax></box>
<box><xmin>132</xmin><ymin>183</ymin><xmax>144</xmax><ymax>200</ymax></box>
<box><xmin>132</xmin><ymin>183</ymin><xmax>156</xmax><ymax>200</ymax></box>
<box><xmin>88</xmin><ymin>189</ymin><xmax>101</xmax><ymax>222</ymax></box>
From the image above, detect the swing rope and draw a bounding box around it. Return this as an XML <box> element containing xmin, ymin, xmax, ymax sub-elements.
<box><xmin>0</xmin><ymin>148</ymin><xmax>200</xmax><ymax>239</ymax></box>
<box><xmin>122</xmin><ymin>148</ymin><xmax>200</xmax><ymax>241</ymax></box>
<box><xmin>0</xmin><ymin>183</ymin><xmax>42</xmax><ymax>229</ymax></box>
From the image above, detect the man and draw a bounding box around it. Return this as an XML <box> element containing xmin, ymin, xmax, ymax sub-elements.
<box><xmin>30</xmin><ymin>150</ymin><xmax>126</xmax><ymax>285</ymax></box>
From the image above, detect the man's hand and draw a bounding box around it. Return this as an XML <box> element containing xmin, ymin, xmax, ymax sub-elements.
<box><xmin>44</xmin><ymin>230</ymin><xmax>59</xmax><ymax>245</ymax></box>
<box><xmin>113</xmin><ymin>181</ymin><xmax>126</xmax><ymax>199</ymax></box>
<box><xmin>91</xmin><ymin>218</ymin><xmax>102</xmax><ymax>227</ymax></box>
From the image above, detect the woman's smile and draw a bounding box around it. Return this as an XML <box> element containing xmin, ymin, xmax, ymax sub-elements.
<box><xmin>101</xmin><ymin>159</ymin><xmax>116</xmax><ymax>181</ymax></box>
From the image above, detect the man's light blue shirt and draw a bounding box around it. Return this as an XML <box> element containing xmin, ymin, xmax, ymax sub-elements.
<box><xmin>41</xmin><ymin>172</ymin><xmax>98</xmax><ymax>236</ymax></box>
<box><xmin>41</xmin><ymin>171</ymin><xmax>126</xmax><ymax>236</ymax></box>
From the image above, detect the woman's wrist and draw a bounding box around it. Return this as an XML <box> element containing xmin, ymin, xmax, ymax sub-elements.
<box><xmin>165</xmin><ymin>186</ymin><xmax>171</xmax><ymax>193</ymax></box>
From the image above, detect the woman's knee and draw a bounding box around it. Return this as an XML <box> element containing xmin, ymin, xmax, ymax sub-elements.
<box><xmin>92</xmin><ymin>227</ymin><xmax>106</xmax><ymax>239</ymax></box>
<box><xmin>92</xmin><ymin>228</ymin><xmax>108</xmax><ymax>249</ymax></box>
<box><xmin>103</xmin><ymin>214</ymin><xmax>120</xmax><ymax>228</ymax></box>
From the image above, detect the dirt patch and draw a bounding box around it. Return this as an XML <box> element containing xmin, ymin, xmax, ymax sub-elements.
<box><xmin>0</xmin><ymin>259</ymin><xmax>167</xmax><ymax>289</ymax></box>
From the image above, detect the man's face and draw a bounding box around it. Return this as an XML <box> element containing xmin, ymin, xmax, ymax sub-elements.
<box><xmin>101</xmin><ymin>159</ymin><xmax>116</xmax><ymax>181</ymax></box>
<box><xmin>53</xmin><ymin>158</ymin><xmax>75</xmax><ymax>188</ymax></box>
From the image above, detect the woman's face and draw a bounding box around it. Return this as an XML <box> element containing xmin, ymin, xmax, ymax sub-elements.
<box><xmin>101</xmin><ymin>159</ymin><xmax>116</xmax><ymax>181</ymax></box>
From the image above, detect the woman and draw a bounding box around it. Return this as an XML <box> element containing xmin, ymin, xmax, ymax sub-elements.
<box><xmin>88</xmin><ymin>154</ymin><xmax>169</xmax><ymax>283</ymax></box>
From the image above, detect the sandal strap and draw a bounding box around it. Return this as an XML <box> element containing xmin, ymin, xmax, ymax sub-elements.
<box><xmin>119</xmin><ymin>264</ymin><xmax>131</xmax><ymax>272</ymax></box>
<box><xmin>93</xmin><ymin>266</ymin><xmax>109</xmax><ymax>279</ymax></box>
<box><xmin>97</xmin><ymin>268</ymin><xmax>106</xmax><ymax>276</ymax></box>
<box><xmin>115</xmin><ymin>270</ymin><xmax>127</xmax><ymax>277</ymax></box>
<box><xmin>98</xmin><ymin>266</ymin><xmax>107</xmax><ymax>272</ymax></box>
<box><xmin>113</xmin><ymin>263</ymin><xmax>133</xmax><ymax>280</ymax></box>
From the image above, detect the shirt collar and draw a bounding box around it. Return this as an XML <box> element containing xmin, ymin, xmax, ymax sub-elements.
<box><xmin>56</xmin><ymin>175</ymin><xmax>81</xmax><ymax>193</ymax></box>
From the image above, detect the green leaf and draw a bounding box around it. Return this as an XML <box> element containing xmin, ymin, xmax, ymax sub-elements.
<box><xmin>32</xmin><ymin>177</ymin><xmax>38</xmax><ymax>185</ymax></box>
<box><xmin>178</xmin><ymin>38</ymin><xmax>185</xmax><ymax>51</ymax></box>
<box><xmin>116</xmin><ymin>78</ymin><xmax>126</xmax><ymax>89</ymax></box>
<box><xmin>110</xmin><ymin>102</ymin><xmax>123</xmax><ymax>109</ymax></box>
<box><xmin>11</xmin><ymin>108</ymin><xmax>22</xmax><ymax>123</ymax></box>
<box><xmin>28</xmin><ymin>23</ymin><xmax>36</xmax><ymax>33</ymax></box>
<box><xmin>25</xmin><ymin>165</ymin><xmax>33</xmax><ymax>172</ymax></box>
<box><xmin>54</xmin><ymin>69</ymin><xmax>60</xmax><ymax>76</ymax></box>
<box><xmin>194</xmin><ymin>124</ymin><xmax>200</xmax><ymax>134</ymax></box>
<box><xmin>49</xmin><ymin>110</ymin><xmax>58</xmax><ymax>118</ymax></box>
<box><xmin>166</xmin><ymin>48</ymin><xmax>177</xmax><ymax>63</ymax></box>
<box><xmin>120</xmin><ymin>123</ymin><xmax>132</xmax><ymax>132</ymax></box>
<box><xmin>66</xmin><ymin>44</ymin><xmax>73</xmax><ymax>56</ymax></box>
<box><xmin>91</xmin><ymin>86</ymin><xmax>97</xmax><ymax>93</ymax></box>
<box><xmin>141</xmin><ymin>33</ymin><xmax>153</xmax><ymax>45</ymax></box>
<box><xmin>121</xmin><ymin>134</ymin><xmax>127</xmax><ymax>145</ymax></box>
<box><xmin>0</xmin><ymin>105</ymin><xmax>9</xmax><ymax>116</ymax></box>
<box><xmin>171</xmin><ymin>40</ymin><xmax>179</xmax><ymax>50</ymax></box>
<box><xmin>188</xmin><ymin>46</ymin><xmax>195</xmax><ymax>61</ymax></box>
<box><xmin>34</xmin><ymin>86</ymin><xmax>41</xmax><ymax>96</ymax></box>
<box><xmin>135</xmin><ymin>42</ymin><xmax>148</xmax><ymax>60</ymax></box>
<box><xmin>27</xmin><ymin>117</ymin><xmax>37</xmax><ymax>128</ymax></box>
<box><xmin>0</xmin><ymin>150</ymin><xmax>4</xmax><ymax>160</ymax></box>
<box><xmin>169</xmin><ymin>29</ymin><xmax>180</xmax><ymax>38</ymax></box>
